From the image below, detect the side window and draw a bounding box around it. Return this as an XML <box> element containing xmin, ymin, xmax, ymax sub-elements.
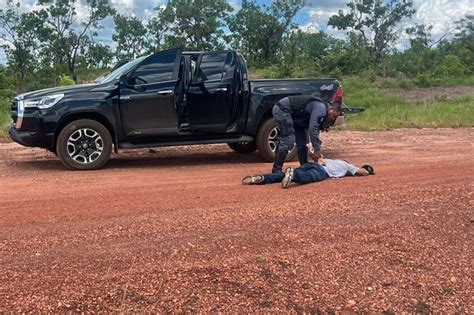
<box><xmin>197</xmin><ymin>53</ymin><xmax>227</xmax><ymax>82</ymax></box>
<box><xmin>132</xmin><ymin>51</ymin><xmax>177</xmax><ymax>84</ymax></box>
<box><xmin>190</xmin><ymin>57</ymin><xmax>198</xmax><ymax>81</ymax></box>
<box><xmin>223</xmin><ymin>52</ymin><xmax>236</xmax><ymax>79</ymax></box>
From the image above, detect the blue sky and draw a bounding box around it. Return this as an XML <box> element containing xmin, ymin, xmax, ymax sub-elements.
<box><xmin>1</xmin><ymin>0</ymin><xmax>473</xmax><ymax>65</ymax></box>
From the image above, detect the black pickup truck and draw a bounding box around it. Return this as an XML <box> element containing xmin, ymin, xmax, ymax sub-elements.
<box><xmin>10</xmin><ymin>48</ymin><xmax>348</xmax><ymax>170</ymax></box>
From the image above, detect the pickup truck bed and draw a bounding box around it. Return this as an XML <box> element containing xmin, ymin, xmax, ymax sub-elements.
<box><xmin>246</xmin><ymin>78</ymin><xmax>341</xmax><ymax>135</ymax></box>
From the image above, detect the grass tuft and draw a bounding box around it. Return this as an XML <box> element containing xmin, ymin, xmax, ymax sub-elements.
<box><xmin>0</xmin><ymin>97</ymin><xmax>11</xmax><ymax>139</ymax></box>
<box><xmin>342</xmin><ymin>80</ymin><xmax>474</xmax><ymax>130</ymax></box>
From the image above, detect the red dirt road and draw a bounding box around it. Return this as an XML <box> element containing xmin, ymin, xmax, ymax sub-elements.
<box><xmin>0</xmin><ymin>128</ymin><xmax>473</xmax><ymax>312</ymax></box>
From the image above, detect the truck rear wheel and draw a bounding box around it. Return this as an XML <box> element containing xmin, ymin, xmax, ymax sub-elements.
<box><xmin>256</xmin><ymin>118</ymin><xmax>297</xmax><ymax>162</ymax></box>
<box><xmin>227</xmin><ymin>141</ymin><xmax>257</xmax><ymax>153</ymax></box>
<box><xmin>56</xmin><ymin>119</ymin><xmax>112</xmax><ymax>170</ymax></box>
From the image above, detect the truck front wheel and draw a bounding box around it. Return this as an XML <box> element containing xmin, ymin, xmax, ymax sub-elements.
<box><xmin>56</xmin><ymin>119</ymin><xmax>112</xmax><ymax>170</ymax></box>
<box><xmin>256</xmin><ymin>118</ymin><xmax>297</xmax><ymax>162</ymax></box>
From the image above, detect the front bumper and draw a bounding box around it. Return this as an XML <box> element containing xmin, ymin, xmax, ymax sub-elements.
<box><xmin>9</xmin><ymin>124</ymin><xmax>54</xmax><ymax>148</ymax></box>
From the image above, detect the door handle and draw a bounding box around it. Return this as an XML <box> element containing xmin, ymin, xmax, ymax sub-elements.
<box><xmin>157</xmin><ymin>90</ymin><xmax>174</xmax><ymax>95</ymax></box>
<box><xmin>216</xmin><ymin>88</ymin><xmax>227</xmax><ymax>92</ymax></box>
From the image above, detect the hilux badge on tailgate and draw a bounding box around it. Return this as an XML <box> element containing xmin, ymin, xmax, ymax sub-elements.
<box><xmin>320</xmin><ymin>84</ymin><xmax>334</xmax><ymax>91</ymax></box>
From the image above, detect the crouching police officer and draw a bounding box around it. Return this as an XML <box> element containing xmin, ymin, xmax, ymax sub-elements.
<box><xmin>271</xmin><ymin>93</ymin><xmax>341</xmax><ymax>173</ymax></box>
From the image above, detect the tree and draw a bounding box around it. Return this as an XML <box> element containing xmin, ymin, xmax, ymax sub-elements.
<box><xmin>146</xmin><ymin>7</ymin><xmax>167</xmax><ymax>53</ymax></box>
<box><xmin>406</xmin><ymin>24</ymin><xmax>433</xmax><ymax>49</ymax></box>
<box><xmin>283</xmin><ymin>30</ymin><xmax>344</xmax><ymax>65</ymax></box>
<box><xmin>0</xmin><ymin>0</ymin><xmax>37</xmax><ymax>88</ymax></box>
<box><xmin>452</xmin><ymin>14</ymin><xmax>474</xmax><ymax>74</ymax></box>
<box><xmin>80</xmin><ymin>42</ymin><xmax>113</xmax><ymax>68</ymax></box>
<box><xmin>328</xmin><ymin>0</ymin><xmax>415</xmax><ymax>63</ymax></box>
<box><xmin>34</xmin><ymin>0</ymin><xmax>115</xmax><ymax>79</ymax></box>
<box><xmin>434</xmin><ymin>54</ymin><xmax>465</xmax><ymax>77</ymax></box>
<box><xmin>159</xmin><ymin>0</ymin><xmax>232</xmax><ymax>51</ymax></box>
<box><xmin>454</xmin><ymin>14</ymin><xmax>473</xmax><ymax>39</ymax></box>
<box><xmin>0</xmin><ymin>65</ymin><xmax>14</xmax><ymax>97</ymax></box>
<box><xmin>227</xmin><ymin>0</ymin><xmax>304</xmax><ymax>66</ymax></box>
<box><xmin>112</xmin><ymin>14</ymin><xmax>148</xmax><ymax>59</ymax></box>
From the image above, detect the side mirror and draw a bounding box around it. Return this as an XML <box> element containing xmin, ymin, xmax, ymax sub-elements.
<box><xmin>119</xmin><ymin>74</ymin><xmax>145</xmax><ymax>92</ymax></box>
<box><xmin>119</xmin><ymin>74</ymin><xmax>129</xmax><ymax>86</ymax></box>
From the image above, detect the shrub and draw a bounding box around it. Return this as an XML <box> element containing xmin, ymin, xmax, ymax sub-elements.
<box><xmin>414</xmin><ymin>74</ymin><xmax>441</xmax><ymax>87</ymax></box>
<box><xmin>434</xmin><ymin>55</ymin><xmax>465</xmax><ymax>77</ymax></box>
<box><xmin>329</xmin><ymin>67</ymin><xmax>343</xmax><ymax>80</ymax></box>
<box><xmin>58</xmin><ymin>75</ymin><xmax>75</xmax><ymax>86</ymax></box>
<box><xmin>253</xmin><ymin>64</ymin><xmax>293</xmax><ymax>79</ymax></box>
<box><xmin>291</xmin><ymin>60</ymin><xmax>322</xmax><ymax>78</ymax></box>
<box><xmin>360</xmin><ymin>67</ymin><xmax>378</xmax><ymax>82</ymax></box>
<box><xmin>0</xmin><ymin>97</ymin><xmax>12</xmax><ymax>138</ymax></box>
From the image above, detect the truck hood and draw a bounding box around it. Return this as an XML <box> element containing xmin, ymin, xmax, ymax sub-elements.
<box><xmin>16</xmin><ymin>82</ymin><xmax>114</xmax><ymax>100</ymax></box>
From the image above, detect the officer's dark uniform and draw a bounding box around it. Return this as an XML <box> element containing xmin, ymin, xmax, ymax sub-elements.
<box><xmin>272</xmin><ymin>94</ymin><xmax>328</xmax><ymax>173</ymax></box>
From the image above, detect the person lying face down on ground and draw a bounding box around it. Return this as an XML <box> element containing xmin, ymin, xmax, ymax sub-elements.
<box><xmin>242</xmin><ymin>156</ymin><xmax>375</xmax><ymax>189</ymax></box>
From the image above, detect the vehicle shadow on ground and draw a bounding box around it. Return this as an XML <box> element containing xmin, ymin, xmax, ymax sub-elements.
<box><xmin>11</xmin><ymin>151</ymin><xmax>264</xmax><ymax>171</ymax></box>
<box><xmin>106</xmin><ymin>151</ymin><xmax>265</xmax><ymax>169</ymax></box>
<box><xmin>11</xmin><ymin>149</ymin><xmax>346</xmax><ymax>171</ymax></box>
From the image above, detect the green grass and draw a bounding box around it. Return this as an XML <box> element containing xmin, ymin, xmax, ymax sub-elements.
<box><xmin>342</xmin><ymin>75</ymin><xmax>474</xmax><ymax>90</ymax></box>
<box><xmin>341</xmin><ymin>79</ymin><xmax>474</xmax><ymax>130</ymax></box>
<box><xmin>0</xmin><ymin>97</ymin><xmax>11</xmax><ymax>139</ymax></box>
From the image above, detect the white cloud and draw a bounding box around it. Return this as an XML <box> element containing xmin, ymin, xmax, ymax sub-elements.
<box><xmin>109</xmin><ymin>0</ymin><xmax>135</xmax><ymax>11</ymax></box>
<box><xmin>75</xmin><ymin>2</ymin><xmax>94</xmax><ymax>24</ymax></box>
<box><xmin>299</xmin><ymin>0</ymin><xmax>474</xmax><ymax>48</ymax></box>
<box><xmin>298</xmin><ymin>6</ymin><xmax>348</xmax><ymax>40</ymax></box>
<box><xmin>413</xmin><ymin>0</ymin><xmax>474</xmax><ymax>39</ymax></box>
<box><xmin>299</xmin><ymin>9</ymin><xmax>333</xmax><ymax>32</ymax></box>
<box><xmin>228</xmin><ymin>0</ymin><xmax>241</xmax><ymax>11</ymax></box>
<box><xmin>0</xmin><ymin>0</ymin><xmax>44</xmax><ymax>13</ymax></box>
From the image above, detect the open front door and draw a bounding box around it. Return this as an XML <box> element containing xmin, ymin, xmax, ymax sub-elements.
<box><xmin>119</xmin><ymin>49</ymin><xmax>182</xmax><ymax>137</ymax></box>
<box><xmin>187</xmin><ymin>51</ymin><xmax>239</xmax><ymax>134</ymax></box>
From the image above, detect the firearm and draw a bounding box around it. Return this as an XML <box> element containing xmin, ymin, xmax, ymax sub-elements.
<box><xmin>342</xmin><ymin>103</ymin><xmax>365</xmax><ymax>114</ymax></box>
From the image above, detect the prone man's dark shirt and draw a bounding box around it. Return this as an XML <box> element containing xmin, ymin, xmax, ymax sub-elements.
<box><xmin>279</xmin><ymin>97</ymin><xmax>327</xmax><ymax>151</ymax></box>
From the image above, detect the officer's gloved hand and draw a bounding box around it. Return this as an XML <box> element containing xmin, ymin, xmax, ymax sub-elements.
<box><xmin>310</xmin><ymin>150</ymin><xmax>323</xmax><ymax>162</ymax></box>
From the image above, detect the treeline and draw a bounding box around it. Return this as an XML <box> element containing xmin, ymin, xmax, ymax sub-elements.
<box><xmin>0</xmin><ymin>0</ymin><xmax>473</xmax><ymax>94</ymax></box>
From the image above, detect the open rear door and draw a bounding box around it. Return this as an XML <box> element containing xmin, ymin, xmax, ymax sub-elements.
<box><xmin>187</xmin><ymin>51</ymin><xmax>239</xmax><ymax>133</ymax></box>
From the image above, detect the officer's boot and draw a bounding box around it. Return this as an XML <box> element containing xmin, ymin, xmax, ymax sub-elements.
<box><xmin>297</xmin><ymin>146</ymin><xmax>308</xmax><ymax>166</ymax></box>
<box><xmin>272</xmin><ymin>146</ymin><xmax>289</xmax><ymax>173</ymax></box>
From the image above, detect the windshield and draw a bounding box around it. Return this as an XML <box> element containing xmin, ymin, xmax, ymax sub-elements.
<box><xmin>99</xmin><ymin>55</ymin><xmax>148</xmax><ymax>83</ymax></box>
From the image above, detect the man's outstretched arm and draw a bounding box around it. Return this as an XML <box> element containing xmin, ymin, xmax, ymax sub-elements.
<box><xmin>308</xmin><ymin>102</ymin><xmax>326</xmax><ymax>159</ymax></box>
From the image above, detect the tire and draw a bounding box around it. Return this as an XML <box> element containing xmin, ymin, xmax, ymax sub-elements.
<box><xmin>256</xmin><ymin>118</ymin><xmax>297</xmax><ymax>162</ymax></box>
<box><xmin>227</xmin><ymin>141</ymin><xmax>257</xmax><ymax>153</ymax></box>
<box><xmin>56</xmin><ymin>119</ymin><xmax>112</xmax><ymax>170</ymax></box>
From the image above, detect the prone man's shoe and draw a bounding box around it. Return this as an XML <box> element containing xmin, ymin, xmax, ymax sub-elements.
<box><xmin>242</xmin><ymin>175</ymin><xmax>265</xmax><ymax>185</ymax></box>
<box><xmin>281</xmin><ymin>167</ymin><xmax>294</xmax><ymax>189</ymax></box>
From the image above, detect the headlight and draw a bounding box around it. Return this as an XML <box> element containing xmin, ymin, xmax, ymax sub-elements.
<box><xmin>23</xmin><ymin>93</ymin><xmax>65</xmax><ymax>110</ymax></box>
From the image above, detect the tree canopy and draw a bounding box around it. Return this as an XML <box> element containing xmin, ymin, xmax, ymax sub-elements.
<box><xmin>328</xmin><ymin>0</ymin><xmax>415</xmax><ymax>62</ymax></box>
<box><xmin>0</xmin><ymin>0</ymin><xmax>472</xmax><ymax>92</ymax></box>
<box><xmin>227</xmin><ymin>0</ymin><xmax>303</xmax><ymax>65</ymax></box>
